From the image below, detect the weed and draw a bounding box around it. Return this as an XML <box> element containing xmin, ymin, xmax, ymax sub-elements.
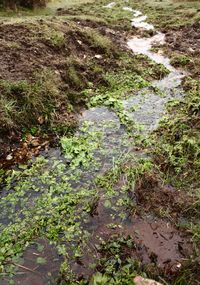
<box><xmin>60</xmin><ymin>129</ymin><xmax>102</xmax><ymax>169</ymax></box>
<box><xmin>67</xmin><ymin>65</ymin><xmax>83</xmax><ymax>89</ymax></box>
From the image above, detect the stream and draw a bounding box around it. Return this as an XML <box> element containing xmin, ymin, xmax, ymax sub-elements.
<box><xmin>0</xmin><ymin>3</ymin><xmax>188</xmax><ymax>285</ymax></box>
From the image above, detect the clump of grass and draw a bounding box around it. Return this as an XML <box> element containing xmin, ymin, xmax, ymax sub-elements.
<box><xmin>0</xmin><ymin>97</ymin><xmax>17</xmax><ymax>129</ymax></box>
<box><xmin>80</xmin><ymin>27</ymin><xmax>113</xmax><ymax>53</ymax></box>
<box><xmin>1</xmin><ymin>39</ymin><xmax>21</xmax><ymax>49</ymax></box>
<box><xmin>170</xmin><ymin>54</ymin><xmax>191</xmax><ymax>67</ymax></box>
<box><xmin>38</xmin><ymin>23</ymin><xmax>65</xmax><ymax>47</ymax></box>
<box><xmin>68</xmin><ymin>65</ymin><xmax>82</xmax><ymax>87</ymax></box>
<box><xmin>47</xmin><ymin>30</ymin><xmax>65</xmax><ymax>47</ymax></box>
<box><xmin>0</xmin><ymin>69</ymin><xmax>63</xmax><ymax>133</ymax></box>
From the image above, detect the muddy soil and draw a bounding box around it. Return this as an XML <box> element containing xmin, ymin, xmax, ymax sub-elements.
<box><xmin>163</xmin><ymin>24</ymin><xmax>200</xmax><ymax>78</ymax></box>
<box><xmin>134</xmin><ymin>172</ymin><xmax>194</xmax><ymax>219</ymax></box>
<box><xmin>0</xmin><ymin>21</ymin><xmax>114</xmax><ymax>82</ymax></box>
<box><xmin>164</xmin><ymin>24</ymin><xmax>200</xmax><ymax>57</ymax></box>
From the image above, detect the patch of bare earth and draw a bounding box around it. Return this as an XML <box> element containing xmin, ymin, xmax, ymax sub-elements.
<box><xmin>163</xmin><ymin>24</ymin><xmax>200</xmax><ymax>77</ymax></box>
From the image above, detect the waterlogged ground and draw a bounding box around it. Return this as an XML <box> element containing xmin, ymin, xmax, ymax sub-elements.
<box><xmin>0</xmin><ymin>1</ymin><xmax>199</xmax><ymax>285</ymax></box>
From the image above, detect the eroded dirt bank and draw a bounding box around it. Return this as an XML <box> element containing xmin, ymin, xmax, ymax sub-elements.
<box><xmin>0</xmin><ymin>0</ymin><xmax>199</xmax><ymax>285</ymax></box>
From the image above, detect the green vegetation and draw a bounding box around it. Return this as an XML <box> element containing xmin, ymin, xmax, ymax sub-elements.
<box><xmin>0</xmin><ymin>69</ymin><xmax>63</xmax><ymax>133</ymax></box>
<box><xmin>153</xmin><ymin>76</ymin><xmax>200</xmax><ymax>234</ymax></box>
<box><xmin>0</xmin><ymin>117</ymin><xmax>150</xmax><ymax>283</ymax></box>
<box><xmin>80</xmin><ymin>27</ymin><xmax>113</xmax><ymax>53</ymax></box>
<box><xmin>153</xmin><ymin>78</ymin><xmax>200</xmax><ymax>187</ymax></box>
<box><xmin>0</xmin><ymin>16</ymin><xmax>168</xmax><ymax>138</ymax></box>
<box><xmin>61</xmin><ymin>129</ymin><xmax>102</xmax><ymax>169</ymax></box>
<box><xmin>170</xmin><ymin>54</ymin><xmax>191</xmax><ymax>67</ymax></box>
<box><xmin>89</xmin><ymin>237</ymin><xmax>140</xmax><ymax>285</ymax></box>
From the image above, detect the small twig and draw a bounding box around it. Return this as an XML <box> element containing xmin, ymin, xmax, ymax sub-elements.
<box><xmin>11</xmin><ymin>262</ymin><xmax>36</xmax><ymax>273</ymax></box>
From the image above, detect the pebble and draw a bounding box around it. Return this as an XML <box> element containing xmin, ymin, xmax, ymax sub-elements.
<box><xmin>134</xmin><ymin>276</ymin><xmax>163</xmax><ymax>285</ymax></box>
<box><xmin>94</xmin><ymin>54</ymin><xmax>102</xmax><ymax>59</ymax></box>
<box><xmin>6</xmin><ymin>154</ymin><xmax>13</xmax><ymax>161</ymax></box>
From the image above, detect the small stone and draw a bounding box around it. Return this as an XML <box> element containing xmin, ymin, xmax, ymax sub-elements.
<box><xmin>188</xmin><ymin>47</ymin><xmax>195</xmax><ymax>53</ymax></box>
<box><xmin>134</xmin><ymin>276</ymin><xmax>164</xmax><ymax>285</ymax></box>
<box><xmin>54</xmin><ymin>70</ymin><xmax>60</xmax><ymax>75</ymax></box>
<box><xmin>38</xmin><ymin>116</ymin><xmax>44</xmax><ymax>124</ymax></box>
<box><xmin>6</xmin><ymin>154</ymin><xmax>13</xmax><ymax>161</ymax></box>
<box><xmin>94</xmin><ymin>54</ymin><xmax>102</xmax><ymax>59</ymax></box>
<box><xmin>31</xmin><ymin>139</ymin><xmax>40</xmax><ymax>147</ymax></box>
<box><xmin>176</xmin><ymin>263</ymin><xmax>182</xmax><ymax>268</ymax></box>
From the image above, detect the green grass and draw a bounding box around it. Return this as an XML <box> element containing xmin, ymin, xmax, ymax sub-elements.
<box><xmin>80</xmin><ymin>27</ymin><xmax>113</xmax><ymax>53</ymax></box>
<box><xmin>0</xmin><ymin>69</ymin><xmax>63</xmax><ymax>133</ymax></box>
<box><xmin>131</xmin><ymin>0</ymin><xmax>200</xmax><ymax>28</ymax></box>
<box><xmin>153</xmin><ymin>78</ymin><xmax>200</xmax><ymax>187</ymax></box>
<box><xmin>170</xmin><ymin>54</ymin><xmax>191</xmax><ymax>67</ymax></box>
<box><xmin>0</xmin><ymin>0</ymin><xmax>95</xmax><ymax>17</ymax></box>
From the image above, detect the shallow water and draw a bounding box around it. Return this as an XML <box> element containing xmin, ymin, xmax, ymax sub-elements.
<box><xmin>127</xmin><ymin>32</ymin><xmax>186</xmax><ymax>93</ymax></box>
<box><xmin>128</xmin><ymin>33</ymin><xmax>170</xmax><ymax>69</ymax></box>
<box><xmin>131</xmin><ymin>19</ymin><xmax>154</xmax><ymax>30</ymax></box>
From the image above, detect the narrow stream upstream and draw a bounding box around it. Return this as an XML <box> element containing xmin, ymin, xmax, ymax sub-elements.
<box><xmin>0</xmin><ymin>3</ymin><xmax>189</xmax><ymax>285</ymax></box>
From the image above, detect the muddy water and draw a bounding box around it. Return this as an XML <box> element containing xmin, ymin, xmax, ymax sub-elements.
<box><xmin>0</xmin><ymin>5</ymin><xmax>188</xmax><ymax>285</ymax></box>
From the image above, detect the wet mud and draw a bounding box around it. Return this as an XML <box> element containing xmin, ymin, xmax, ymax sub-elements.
<box><xmin>1</xmin><ymin>239</ymin><xmax>60</xmax><ymax>285</ymax></box>
<box><xmin>70</xmin><ymin>212</ymin><xmax>191</xmax><ymax>281</ymax></box>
